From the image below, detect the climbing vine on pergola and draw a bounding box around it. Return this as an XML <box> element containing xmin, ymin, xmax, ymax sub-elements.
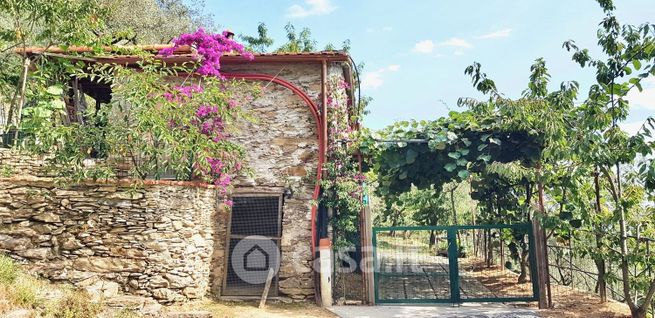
<box><xmin>358</xmin><ymin>111</ymin><xmax>544</xmax><ymax>199</ymax></box>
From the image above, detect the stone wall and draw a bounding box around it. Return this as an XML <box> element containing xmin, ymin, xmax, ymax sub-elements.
<box><xmin>0</xmin><ymin>148</ymin><xmax>51</xmax><ymax>178</ymax></box>
<box><xmin>0</xmin><ymin>175</ymin><xmax>220</xmax><ymax>303</ymax></box>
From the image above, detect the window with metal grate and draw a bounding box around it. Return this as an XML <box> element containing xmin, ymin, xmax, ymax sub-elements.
<box><xmin>223</xmin><ymin>194</ymin><xmax>283</xmax><ymax>297</ymax></box>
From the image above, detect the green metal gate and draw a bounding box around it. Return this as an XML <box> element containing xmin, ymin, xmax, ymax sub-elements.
<box><xmin>373</xmin><ymin>224</ymin><xmax>539</xmax><ymax>304</ymax></box>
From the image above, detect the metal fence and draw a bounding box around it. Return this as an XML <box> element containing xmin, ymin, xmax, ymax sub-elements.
<box><xmin>372</xmin><ymin>224</ymin><xmax>539</xmax><ymax>304</ymax></box>
<box><xmin>548</xmin><ymin>235</ymin><xmax>655</xmax><ymax>318</ymax></box>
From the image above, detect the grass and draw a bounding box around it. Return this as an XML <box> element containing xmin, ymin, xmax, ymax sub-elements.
<box><xmin>0</xmin><ymin>255</ymin><xmax>19</xmax><ymax>284</ymax></box>
<box><xmin>0</xmin><ymin>254</ymin><xmax>103</xmax><ymax>317</ymax></box>
<box><xmin>0</xmin><ymin>254</ymin><xmax>335</xmax><ymax>318</ymax></box>
<box><xmin>46</xmin><ymin>291</ymin><xmax>103</xmax><ymax>318</ymax></box>
<box><xmin>10</xmin><ymin>276</ymin><xmax>40</xmax><ymax>307</ymax></box>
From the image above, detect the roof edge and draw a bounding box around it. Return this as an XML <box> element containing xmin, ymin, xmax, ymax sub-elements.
<box><xmin>16</xmin><ymin>45</ymin><xmax>351</xmax><ymax>63</ymax></box>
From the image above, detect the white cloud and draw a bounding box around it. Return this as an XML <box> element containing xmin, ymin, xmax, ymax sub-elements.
<box><xmin>626</xmin><ymin>77</ymin><xmax>655</xmax><ymax>110</ymax></box>
<box><xmin>286</xmin><ymin>0</ymin><xmax>336</xmax><ymax>18</ymax></box>
<box><xmin>620</xmin><ymin>121</ymin><xmax>646</xmax><ymax>136</ymax></box>
<box><xmin>387</xmin><ymin>64</ymin><xmax>400</xmax><ymax>71</ymax></box>
<box><xmin>412</xmin><ymin>40</ymin><xmax>435</xmax><ymax>54</ymax></box>
<box><xmin>439</xmin><ymin>37</ymin><xmax>473</xmax><ymax>49</ymax></box>
<box><xmin>361</xmin><ymin>65</ymin><xmax>401</xmax><ymax>89</ymax></box>
<box><xmin>367</xmin><ymin>26</ymin><xmax>393</xmax><ymax>33</ymax></box>
<box><xmin>476</xmin><ymin>28</ymin><xmax>512</xmax><ymax>39</ymax></box>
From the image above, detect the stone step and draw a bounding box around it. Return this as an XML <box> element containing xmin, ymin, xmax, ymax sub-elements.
<box><xmin>165</xmin><ymin>311</ymin><xmax>213</xmax><ymax>318</ymax></box>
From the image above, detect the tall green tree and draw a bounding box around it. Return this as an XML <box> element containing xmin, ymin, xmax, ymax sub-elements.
<box><xmin>562</xmin><ymin>1</ymin><xmax>655</xmax><ymax>316</ymax></box>
<box><xmin>239</xmin><ymin>22</ymin><xmax>273</xmax><ymax>53</ymax></box>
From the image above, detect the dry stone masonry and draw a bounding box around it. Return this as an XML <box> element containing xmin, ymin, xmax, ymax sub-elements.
<box><xmin>0</xmin><ymin>168</ymin><xmax>220</xmax><ymax>303</ymax></box>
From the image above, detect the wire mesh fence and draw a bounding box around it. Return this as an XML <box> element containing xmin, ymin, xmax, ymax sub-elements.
<box><xmin>371</xmin><ymin>224</ymin><xmax>538</xmax><ymax>304</ymax></box>
<box><xmin>374</xmin><ymin>229</ymin><xmax>452</xmax><ymax>302</ymax></box>
<box><xmin>547</xmin><ymin>235</ymin><xmax>655</xmax><ymax>318</ymax></box>
<box><xmin>456</xmin><ymin>227</ymin><xmax>536</xmax><ymax>301</ymax></box>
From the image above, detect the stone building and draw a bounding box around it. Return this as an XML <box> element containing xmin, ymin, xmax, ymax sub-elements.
<box><xmin>0</xmin><ymin>48</ymin><xmax>356</xmax><ymax>303</ymax></box>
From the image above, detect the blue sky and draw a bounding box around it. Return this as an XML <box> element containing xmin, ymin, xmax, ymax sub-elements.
<box><xmin>208</xmin><ymin>0</ymin><xmax>655</xmax><ymax>132</ymax></box>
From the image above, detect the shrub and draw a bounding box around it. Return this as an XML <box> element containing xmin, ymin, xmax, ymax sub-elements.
<box><xmin>9</xmin><ymin>276</ymin><xmax>41</xmax><ymax>308</ymax></box>
<box><xmin>49</xmin><ymin>291</ymin><xmax>101</xmax><ymax>318</ymax></box>
<box><xmin>0</xmin><ymin>255</ymin><xmax>18</xmax><ymax>285</ymax></box>
<box><xmin>112</xmin><ymin>308</ymin><xmax>138</xmax><ymax>318</ymax></box>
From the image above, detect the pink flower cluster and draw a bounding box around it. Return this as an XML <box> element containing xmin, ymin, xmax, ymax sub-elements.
<box><xmin>164</xmin><ymin>84</ymin><xmax>204</xmax><ymax>102</ymax></box>
<box><xmin>159</xmin><ymin>28</ymin><xmax>255</xmax><ymax>78</ymax></box>
<box><xmin>158</xmin><ymin>29</ymin><xmax>255</xmax><ymax>207</ymax></box>
<box><xmin>207</xmin><ymin>157</ymin><xmax>234</xmax><ymax>197</ymax></box>
<box><xmin>196</xmin><ymin>105</ymin><xmax>226</xmax><ymax>141</ymax></box>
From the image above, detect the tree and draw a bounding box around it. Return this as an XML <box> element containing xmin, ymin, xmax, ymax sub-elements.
<box><xmin>239</xmin><ymin>22</ymin><xmax>273</xmax><ymax>53</ymax></box>
<box><xmin>0</xmin><ymin>0</ymin><xmax>106</xmax><ymax>133</ymax></box>
<box><xmin>562</xmin><ymin>1</ymin><xmax>655</xmax><ymax>316</ymax></box>
<box><xmin>99</xmin><ymin>0</ymin><xmax>214</xmax><ymax>44</ymax></box>
<box><xmin>275</xmin><ymin>22</ymin><xmax>317</xmax><ymax>53</ymax></box>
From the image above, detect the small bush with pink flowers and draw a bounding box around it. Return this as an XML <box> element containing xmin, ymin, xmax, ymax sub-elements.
<box><xmin>24</xmin><ymin>29</ymin><xmax>259</xmax><ymax>201</ymax></box>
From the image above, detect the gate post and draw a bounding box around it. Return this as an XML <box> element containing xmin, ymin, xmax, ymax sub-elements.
<box><xmin>532</xmin><ymin>217</ymin><xmax>550</xmax><ymax>309</ymax></box>
<box><xmin>372</xmin><ymin>227</ymin><xmax>379</xmax><ymax>304</ymax></box>
<box><xmin>447</xmin><ymin>228</ymin><xmax>461</xmax><ymax>304</ymax></box>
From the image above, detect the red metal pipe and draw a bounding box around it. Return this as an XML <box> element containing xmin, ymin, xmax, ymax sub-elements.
<box><xmin>223</xmin><ymin>72</ymin><xmax>324</xmax><ymax>254</ymax></box>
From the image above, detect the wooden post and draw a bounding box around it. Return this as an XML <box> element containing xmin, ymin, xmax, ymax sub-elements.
<box><xmin>533</xmin><ymin>180</ymin><xmax>551</xmax><ymax>309</ymax></box>
<box><xmin>259</xmin><ymin>268</ymin><xmax>275</xmax><ymax>308</ymax></box>
<box><xmin>8</xmin><ymin>57</ymin><xmax>30</xmax><ymax>144</ymax></box>
<box><xmin>500</xmin><ymin>238</ymin><xmax>505</xmax><ymax>271</ymax></box>
<box><xmin>360</xmin><ymin>204</ymin><xmax>375</xmax><ymax>304</ymax></box>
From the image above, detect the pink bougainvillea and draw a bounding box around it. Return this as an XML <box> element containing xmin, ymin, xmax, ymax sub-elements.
<box><xmin>158</xmin><ymin>29</ymin><xmax>256</xmax><ymax>203</ymax></box>
<box><xmin>159</xmin><ymin>28</ymin><xmax>254</xmax><ymax>78</ymax></box>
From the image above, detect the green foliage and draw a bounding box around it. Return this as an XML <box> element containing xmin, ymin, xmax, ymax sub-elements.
<box><xmin>19</xmin><ymin>57</ymin><xmax>259</xmax><ymax>184</ymax></box>
<box><xmin>0</xmin><ymin>255</ymin><xmax>18</xmax><ymax>284</ymax></box>
<box><xmin>275</xmin><ymin>23</ymin><xmax>317</xmax><ymax>53</ymax></box>
<box><xmin>10</xmin><ymin>276</ymin><xmax>39</xmax><ymax>308</ymax></box>
<box><xmin>49</xmin><ymin>291</ymin><xmax>101</xmax><ymax>318</ymax></box>
<box><xmin>358</xmin><ymin>112</ymin><xmax>543</xmax><ymax>199</ymax></box>
<box><xmin>557</xmin><ymin>1</ymin><xmax>655</xmax><ymax>314</ymax></box>
<box><xmin>100</xmin><ymin>0</ymin><xmax>214</xmax><ymax>45</ymax></box>
<box><xmin>239</xmin><ymin>22</ymin><xmax>274</xmax><ymax>53</ymax></box>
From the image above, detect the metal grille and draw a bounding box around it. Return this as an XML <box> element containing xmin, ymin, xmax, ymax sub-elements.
<box><xmin>229</xmin><ymin>196</ymin><xmax>282</xmax><ymax>237</ymax></box>
<box><xmin>223</xmin><ymin>195</ymin><xmax>283</xmax><ymax>297</ymax></box>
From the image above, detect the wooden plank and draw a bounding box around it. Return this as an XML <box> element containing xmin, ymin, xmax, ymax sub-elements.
<box><xmin>259</xmin><ymin>268</ymin><xmax>275</xmax><ymax>308</ymax></box>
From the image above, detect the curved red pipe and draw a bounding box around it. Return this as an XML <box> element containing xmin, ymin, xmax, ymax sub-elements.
<box><xmin>224</xmin><ymin>73</ymin><xmax>324</xmax><ymax>254</ymax></box>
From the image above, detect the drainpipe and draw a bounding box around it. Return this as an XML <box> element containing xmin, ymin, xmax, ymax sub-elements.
<box><xmin>320</xmin><ymin>59</ymin><xmax>329</xmax><ymax>247</ymax></box>
<box><xmin>319</xmin><ymin>59</ymin><xmax>332</xmax><ymax>307</ymax></box>
<box><xmin>321</xmin><ymin>60</ymin><xmax>329</xmax><ymax>166</ymax></box>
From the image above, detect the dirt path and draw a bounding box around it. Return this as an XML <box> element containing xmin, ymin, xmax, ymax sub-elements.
<box><xmin>168</xmin><ymin>299</ymin><xmax>337</xmax><ymax>318</ymax></box>
<box><xmin>466</xmin><ymin>262</ymin><xmax>632</xmax><ymax>318</ymax></box>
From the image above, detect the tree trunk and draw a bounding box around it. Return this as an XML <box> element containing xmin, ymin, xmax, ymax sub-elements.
<box><xmin>593</xmin><ymin>166</ymin><xmax>607</xmax><ymax>302</ymax></box>
<box><xmin>534</xmin><ymin>172</ymin><xmax>551</xmax><ymax>309</ymax></box>
<box><xmin>429</xmin><ymin>230</ymin><xmax>436</xmax><ymax>247</ymax></box>
<box><xmin>449</xmin><ymin>185</ymin><xmax>462</xmax><ymax>244</ymax></box>
<box><xmin>629</xmin><ymin>307</ymin><xmax>647</xmax><ymax>318</ymax></box>
<box><xmin>614</xmin><ymin>163</ymin><xmax>637</xmax><ymax>312</ymax></box>
<box><xmin>518</xmin><ymin>245</ymin><xmax>529</xmax><ymax>283</ymax></box>
<box><xmin>487</xmin><ymin>230</ymin><xmax>494</xmax><ymax>266</ymax></box>
<box><xmin>5</xmin><ymin>56</ymin><xmax>30</xmax><ymax>138</ymax></box>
